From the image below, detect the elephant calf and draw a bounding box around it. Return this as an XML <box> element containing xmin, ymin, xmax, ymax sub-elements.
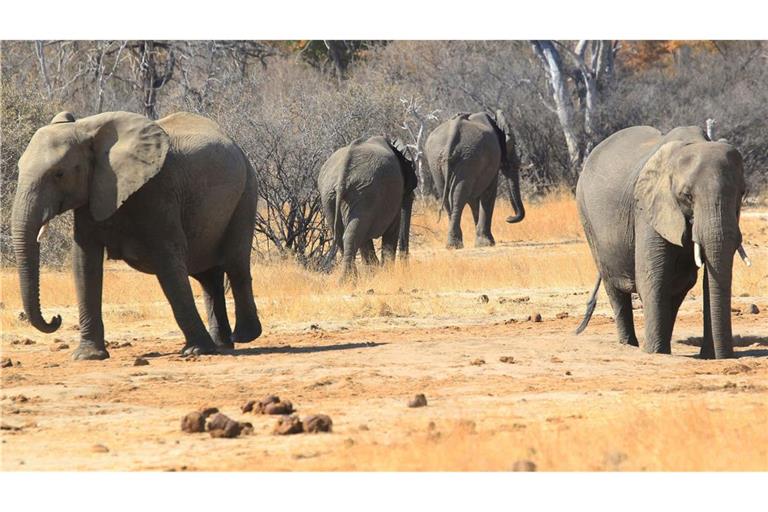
<box><xmin>425</xmin><ymin>110</ymin><xmax>525</xmax><ymax>249</ymax></box>
<box><xmin>12</xmin><ymin>111</ymin><xmax>262</xmax><ymax>359</ymax></box>
<box><xmin>576</xmin><ymin>125</ymin><xmax>750</xmax><ymax>359</ymax></box>
<box><xmin>319</xmin><ymin>136</ymin><xmax>417</xmax><ymax>281</ymax></box>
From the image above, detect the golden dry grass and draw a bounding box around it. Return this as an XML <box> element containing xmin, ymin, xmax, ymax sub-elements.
<box><xmin>1</xmin><ymin>195</ymin><xmax>765</xmax><ymax>329</ymax></box>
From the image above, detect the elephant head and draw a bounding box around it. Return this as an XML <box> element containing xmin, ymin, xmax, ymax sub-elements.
<box><xmin>11</xmin><ymin>111</ymin><xmax>169</xmax><ymax>333</ymax></box>
<box><xmin>493</xmin><ymin>110</ymin><xmax>525</xmax><ymax>224</ymax></box>
<box><xmin>635</xmin><ymin>140</ymin><xmax>746</xmax><ymax>358</ymax></box>
<box><xmin>388</xmin><ymin>137</ymin><xmax>418</xmax><ymax>257</ymax></box>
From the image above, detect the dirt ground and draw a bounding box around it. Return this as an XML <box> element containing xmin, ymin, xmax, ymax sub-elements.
<box><xmin>2</xmin><ymin>205</ymin><xmax>767</xmax><ymax>471</ymax></box>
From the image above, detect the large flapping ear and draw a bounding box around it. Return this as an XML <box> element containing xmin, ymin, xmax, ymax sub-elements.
<box><xmin>50</xmin><ymin>112</ymin><xmax>76</xmax><ymax>124</ymax></box>
<box><xmin>76</xmin><ymin>112</ymin><xmax>170</xmax><ymax>221</ymax></box>
<box><xmin>634</xmin><ymin>141</ymin><xmax>688</xmax><ymax>247</ymax></box>
<box><xmin>388</xmin><ymin>137</ymin><xmax>418</xmax><ymax>195</ymax></box>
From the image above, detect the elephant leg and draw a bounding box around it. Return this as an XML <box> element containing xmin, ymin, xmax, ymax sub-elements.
<box><xmin>638</xmin><ymin>287</ymin><xmax>675</xmax><ymax>355</ymax></box>
<box><xmin>603</xmin><ymin>283</ymin><xmax>638</xmax><ymax>347</ymax></box>
<box><xmin>222</xmin><ymin>189</ymin><xmax>262</xmax><ymax>345</ymax></box>
<box><xmin>191</xmin><ymin>266</ymin><xmax>233</xmax><ymax>350</ymax></box>
<box><xmin>476</xmin><ymin>176</ymin><xmax>498</xmax><ymax>247</ymax></box>
<box><xmin>340</xmin><ymin>217</ymin><xmax>365</xmax><ymax>282</ymax></box>
<box><xmin>360</xmin><ymin>240</ymin><xmax>380</xmax><ymax>267</ymax></box>
<box><xmin>446</xmin><ymin>182</ymin><xmax>467</xmax><ymax>249</ymax></box>
<box><xmin>71</xmin><ymin>208</ymin><xmax>110</xmax><ymax>361</ymax></box>
<box><xmin>154</xmin><ymin>254</ymin><xmax>218</xmax><ymax>356</ymax></box>
<box><xmin>381</xmin><ymin>212</ymin><xmax>401</xmax><ymax>266</ymax></box>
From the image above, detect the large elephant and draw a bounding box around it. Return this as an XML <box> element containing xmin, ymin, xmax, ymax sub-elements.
<box><xmin>11</xmin><ymin>111</ymin><xmax>262</xmax><ymax>360</ymax></box>
<box><xmin>575</xmin><ymin>125</ymin><xmax>750</xmax><ymax>359</ymax></box>
<box><xmin>424</xmin><ymin>110</ymin><xmax>525</xmax><ymax>249</ymax></box>
<box><xmin>318</xmin><ymin>136</ymin><xmax>417</xmax><ymax>281</ymax></box>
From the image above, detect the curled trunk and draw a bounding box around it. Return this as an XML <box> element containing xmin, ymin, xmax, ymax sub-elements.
<box><xmin>502</xmin><ymin>152</ymin><xmax>525</xmax><ymax>223</ymax></box>
<box><xmin>10</xmin><ymin>195</ymin><xmax>61</xmax><ymax>333</ymax></box>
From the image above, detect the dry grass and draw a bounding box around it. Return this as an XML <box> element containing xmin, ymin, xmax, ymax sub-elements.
<box><xmin>1</xmin><ymin>196</ymin><xmax>765</xmax><ymax>329</ymax></box>
<box><xmin>335</xmin><ymin>399</ymin><xmax>768</xmax><ymax>471</ymax></box>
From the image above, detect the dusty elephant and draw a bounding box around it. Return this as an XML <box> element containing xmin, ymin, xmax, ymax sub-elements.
<box><xmin>424</xmin><ymin>110</ymin><xmax>525</xmax><ymax>249</ymax></box>
<box><xmin>576</xmin><ymin>125</ymin><xmax>750</xmax><ymax>359</ymax></box>
<box><xmin>11</xmin><ymin>111</ymin><xmax>262</xmax><ymax>359</ymax></box>
<box><xmin>318</xmin><ymin>136</ymin><xmax>417</xmax><ymax>281</ymax></box>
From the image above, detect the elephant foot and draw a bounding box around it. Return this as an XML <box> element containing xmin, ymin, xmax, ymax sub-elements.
<box><xmin>446</xmin><ymin>239</ymin><xmax>464</xmax><ymax>250</ymax></box>
<box><xmin>72</xmin><ymin>343</ymin><xmax>110</xmax><ymax>361</ymax></box>
<box><xmin>231</xmin><ymin>317</ymin><xmax>262</xmax><ymax>344</ymax></box>
<box><xmin>475</xmin><ymin>235</ymin><xmax>495</xmax><ymax>248</ymax></box>
<box><xmin>210</xmin><ymin>329</ymin><xmax>234</xmax><ymax>350</ymax></box>
<box><xmin>181</xmin><ymin>335</ymin><xmax>218</xmax><ymax>356</ymax></box>
<box><xmin>699</xmin><ymin>346</ymin><xmax>715</xmax><ymax>359</ymax></box>
<box><xmin>619</xmin><ymin>337</ymin><xmax>639</xmax><ymax>347</ymax></box>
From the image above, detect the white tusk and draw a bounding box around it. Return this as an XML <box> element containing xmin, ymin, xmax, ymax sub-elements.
<box><xmin>36</xmin><ymin>223</ymin><xmax>49</xmax><ymax>243</ymax></box>
<box><xmin>737</xmin><ymin>244</ymin><xmax>752</xmax><ymax>267</ymax></box>
<box><xmin>694</xmin><ymin>242</ymin><xmax>703</xmax><ymax>268</ymax></box>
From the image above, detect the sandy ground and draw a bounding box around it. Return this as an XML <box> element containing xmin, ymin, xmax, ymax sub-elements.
<box><xmin>2</xmin><ymin>203</ymin><xmax>767</xmax><ymax>471</ymax></box>
<box><xmin>2</xmin><ymin>281</ymin><xmax>767</xmax><ymax>470</ymax></box>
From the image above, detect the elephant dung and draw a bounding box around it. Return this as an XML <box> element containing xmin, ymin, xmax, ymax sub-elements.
<box><xmin>264</xmin><ymin>401</ymin><xmax>294</xmax><ymax>415</ymax></box>
<box><xmin>499</xmin><ymin>356</ymin><xmax>515</xmax><ymax>364</ymax></box>
<box><xmin>478</xmin><ymin>294</ymin><xmax>490</xmax><ymax>304</ymax></box>
<box><xmin>511</xmin><ymin>460</ymin><xmax>537</xmax><ymax>472</ymax></box>
<box><xmin>181</xmin><ymin>412</ymin><xmax>206</xmax><ymax>433</ymax></box>
<box><xmin>470</xmin><ymin>358</ymin><xmax>486</xmax><ymax>366</ymax></box>
<box><xmin>528</xmin><ymin>313</ymin><xmax>542</xmax><ymax>323</ymax></box>
<box><xmin>273</xmin><ymin>415</ymin><xmax>304</xmax><ymax>435</ymax></box>
<box><xmin>408</xmin><ymin>394</ymin><xmax>428</xmax><ymax>408</ymax></box>
<box><xmin>133</xmin><ymin>357</ymin><xmax>150</xmax><ymax>366</ymax></box>
<box><xmin>1</xmin><ymin>358</ymin><xmax>14</xmax><ymax>368</ymax></box>
<box><xmin>303</xmin><ymin>414</ymin><xmax>333</xmax><ymax>433</ymax></box>
<box><xmin>207</xmin><ymin>413</ymin><xmax>243</xmax><ymax>438</ymax></box>
<box><xmin>747</xmin><ymin>304</ymin><xmax>760</xmax><ymax>314</ymax></box>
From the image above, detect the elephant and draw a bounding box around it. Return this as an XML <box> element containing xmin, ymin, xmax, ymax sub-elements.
<box><xmin>318</xmin><ymin>136</ymin><xmax>417</xmax><ymax>281</ymax></box>
<box><xmin>575</xmin><ymin>125</ymin><xmax>750</xmax><ymax>359</ymax></box>
<box><xmin>424</xmin><ymin>110</ymin><xmax>525</xmax><ymax>249</ymax></box>
<box><xmin>11</xmin><ymin>110</ymin><xmax>263</xmax><ymax>360</ymax></box>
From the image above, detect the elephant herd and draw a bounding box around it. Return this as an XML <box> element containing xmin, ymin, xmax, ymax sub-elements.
<box><xmin>11</xmin><ymin>110</ymin><xmax>751</xmax><ymax>362</ymax></box>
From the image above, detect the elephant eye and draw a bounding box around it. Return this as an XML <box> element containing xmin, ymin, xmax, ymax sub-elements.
<box><xmin>682</xmin><ymin>192</ymin><xmax>693</xmax><ymax>203</ymax></box>
<box><xmin>54</xmin><ymin>170</ymin><xmax>64</xmax><ymax>179</ymax></box>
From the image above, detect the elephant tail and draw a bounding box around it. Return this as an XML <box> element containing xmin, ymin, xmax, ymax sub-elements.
<box><xmin>437</xmin><ymin>115</ymin><xmax>466</xmax><ymax>221</ymax></box>
<box><xmin>575</xmin><ymin>275</ymin><xmax>602</xmax><ymax>335</ymax></box>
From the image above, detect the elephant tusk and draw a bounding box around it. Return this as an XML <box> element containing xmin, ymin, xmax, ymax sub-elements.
<box><xmin>737</xmin><ymin>244</ymin><xmax>752</xmax><ymax>267</ymax></box>
<box><xmin>694</xmin><ymin>242</ymin><xmax>703</xmax><ymax>268</ymax></box>
<box><xmin>36</xmin><ymin>222</ymin><xmax>49</xmax><ymax>243</ymax></box>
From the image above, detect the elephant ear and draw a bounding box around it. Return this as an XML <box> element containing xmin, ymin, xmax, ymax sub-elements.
<box><xmin>494</xmin><ymin>109</ymin><xmax>512</xmax><ymax>137</ymax></box>
<box><xmin>389</xmin><ymin>138</ymin><xmax>418</xmax><ymax>195</ymax></box>
<box><xmin>77</xmin><ymin>112</ymin><xmax>170</xmax><ymax>222</ymax></box>
<box><xmin>50</xmin><ymin>111</ymin><xmax>76</xmax><ymax>124</ymax></box>
<box><xmin>634</xmin><ymin>140</ymin><xmax>688</xmax><ymax>247</ymax></box>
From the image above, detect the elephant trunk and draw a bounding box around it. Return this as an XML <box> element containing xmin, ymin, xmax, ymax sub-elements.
<box><xmin>702</xmin><ymin>240</ymin><xmax>735</xmax><ymax>359</ymax></box>
<box><xmin>503</xmin><ymin>152</ymin><xmax>525</xmax><ymax>224</ymax></box>
<box><xmin>398</xmin><ymin>192</ymin><xmax>414</xmax><ymax>259</ymax></box>
<box><xmin>10</xmin><ymin>191</ymin><xmax>62</xmax><ymax>333</ymax></box>
<box><xmin>696</xmin><ymin>202</ymin><xmax>739</xmax><ymax>359</ymax></box>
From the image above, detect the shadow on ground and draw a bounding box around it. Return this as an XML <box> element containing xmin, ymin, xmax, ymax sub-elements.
<box><xmin>231</xmin><ymin>341</ymin><xmax>386</xmax><ymax>356</ymax></box>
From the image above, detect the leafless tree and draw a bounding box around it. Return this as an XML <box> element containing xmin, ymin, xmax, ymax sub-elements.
<box><xmin>399</xmin><ymin>96</ymin><xmax>440</xmax><ymax>198</ymax></box>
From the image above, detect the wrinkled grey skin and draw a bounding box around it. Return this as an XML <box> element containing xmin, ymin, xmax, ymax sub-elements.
<box><xmin>576</xmin><ymin>126</ymin><xmax>746</xmax><ymax>359</ymax></box>
<box><xmin>11</xmin><ymin>111</ymin><xmax>262</xmax><ymax>360</ymax></box>
<box><xmin>318</xmin><ymin>136</ymin><xmax>417</xmax><ymax>281</ymax></box>
<box><xmin>424</xmin><ymin>110</ymin><xmax>525</xmax><ymax>249</ymax></box>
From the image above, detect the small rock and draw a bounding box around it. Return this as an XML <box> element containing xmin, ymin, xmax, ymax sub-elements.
<box><xmin>1</xmin><ymin>358</ymin><xmax>13</xmax><ymax>368</ymax></box>
<box><xmin>17</xmin><ymin>311</ymin><xmax>27</xmax><ymax>322</ymax></box>
<box><xmin>358</xmin><ymin>424</ymin><xmax>370</xmax><ymax>431</ymax></box>
<box><xmin>366</xmin><ymin>289</ymin><xmax>375</xmax><ymax>295</ymax></box>
<box><xmin>722</xmin><ymin>364</ymin><xmax>751</xmax><ymax>375</ymax></box>
<box><xmin>478</xmin><ymin>294</ymin><xmax>490</xmax><ymax>304</ymax></box>
<box><xmin>499</xmin><ymin>356</ymin><xmax>515</xmax><ymax>364</ymax></box>
<box><xmin>408</xmin><ymin>394</ymin><xmax>428</xmax><ymax>408</ymax></box>
<box><xmin>11</xmin><ymin>395</ymin><xmax>29</xmax><ymax>403</ymax></box>
<box><xmin>731</xmin><ymin>307</ymin><xmax>742</xmax><ymax>316</ymax></box>
<box><xmin>565</xmin><ymin>370</ymin><xmax>572</xmax><ymax>376</ymax></box>
<box><xmin>50</xmin><ymin>343</ymin><xmax>69</xmax><ymax>352</ymax></box>
<box><xmin>181</xmin><ymin>412</ymin><xmax>206</xmax><ymax>433</ymax></box>
<box><xmin>304</xmin><ymin>414</ymin><xmax>333</xmax><ymax>433</ymax></box>
<box><xmin>555</xmin><ymin>312</ymin><xmax>569</xmax><ymax>319</ymax></box>
<box><xmin>470</xmin><ymin>358</ymin><xmax>486</xmax><ymax>366</ymax></box>
<box><xmin>530</xmin><ymin>313</ymin><xmax>542</xmax><ymax>323</ymax></box>
<box><xmin>511</xmin><ymin>460</ymin><xmax>537</xmax><ymax>471</ymax></box>
<box><xmin>241</xmin><ymin>400</ymin><xmax>256</xmax><ymax>413</ymax></box>
<box><xmin>91</xmin><ymin>444</ymin><xmax>110</xmax><ymax>453</ymax></box>
<box><xmin>512</xmin><ymin>296</ymin><xmax>530</xmax><ymax>303</ymax></box>
<box><xmin>273</xmin><ymin>415</ymin><xmax>304</xmax><ymax>435</ymax></box>
<box><xmin>747</xmin><ymin>304</ymin><xmax>760</xmax><ymax>314</ymax></box>
<box><xmin>550</xmin><ymin>356</ymin><xmax>563</xmax><ymax>363</ymax></box>
<box><xmin>133</xmin><ymin>357</ymin><xmax>149</xmax><ymax>367</ymax></box>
